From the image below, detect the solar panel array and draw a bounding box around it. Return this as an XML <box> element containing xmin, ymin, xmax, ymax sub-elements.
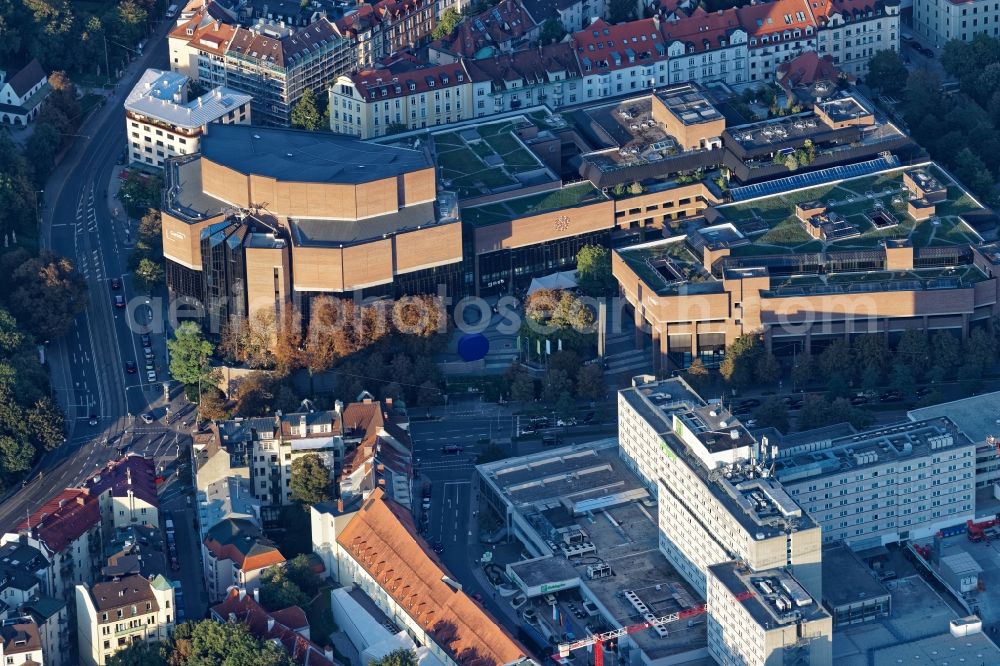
<box><xmin>729</xmin><ymin>155</ymin><xmax>900</xmax><ymax>202</ymax></box>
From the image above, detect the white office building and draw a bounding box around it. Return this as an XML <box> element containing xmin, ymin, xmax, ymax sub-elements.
<box><xmin>124</xmin><ymin>68</ymin><xmax>251</xmax><ymax>169</ymax></box>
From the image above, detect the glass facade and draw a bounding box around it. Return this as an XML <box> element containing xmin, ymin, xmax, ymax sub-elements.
<box><xmin>475</xmin><ymin>229</ymin><xmax>611</xmax><ymax>296</ymax></box>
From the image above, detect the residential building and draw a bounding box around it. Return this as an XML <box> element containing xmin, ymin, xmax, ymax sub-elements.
<box><xmin>329</xmin><ymin>59</ymin><xmax>476</xmax><ymax>138</ymax></box>
<box><xmin>198</xmin><ymin>476</ymin><xmax>262</xmax><ymax>541</ymax></box>
<box><xmin>429</xmin><ymin>0</ymin><xmax>539</xmax><ymax>62</ymax></box>
<box><xmin>202</xmin><ymin>518</ymin><xmax>285</xmax><ymax>603</ymax></box>
<box><xmin>524</xmin><ymin>0</ymin><xmax>607</xmax><ymax>33</ymax></box>
<box><xmin>3</xmin><ymin>489</ymin><xmax>102</xmax><ymax>605</ymax></box>
<box><xmin>0</xmin><ymin>59</ymin><xmax>50</xmax><ymax>125</ymax></box>
<box><xmin>124</xmin><ymin>68</ymin><xmax>251</xmax><ymax>169</ymax></box>
<box><xmin>169</xmin><ymin>8</ymin><xmax>353</xmax><ymax>126</ymax></box>
<box><xmin>74</xmin><ymin>574</ymin><xmax>175</xmax><ymax>666</ymax></box>
<box><xmin>776</xmin><ymin>50</ymin><xmax>847</xmax><ymax>106</ymax></box>
<box><xmin>467</xmin><ymin>42</ymin><xmax>582</xmax><ymax>113</ymax></box>
<box><xmin>84</xmin><ymin>455</ymin><xmax>160</xmax><ymax>532</ymax></box>
<box><xmin>737</xmin><ymin>0</ymin><xmax>817</xmax><ymax>83</ymax></box>
<box><xmin>310</xmin><ymin>489</ymin><xmax>532</xmax><ymax>666</ymax></box>
<box><xmin>773</xmin><ymin>418</ymin><xmax>976</xmax><ymax>548</ymax></box>
<box><xmin>335</xmin><ymin>0</ymin><xmax>437</xmax><ymax>68</ymax></box>
<box><xmin>161</xmin><ymin>123</ymin><xmax>463</xmax><ymax>316</ymax></box>
<box><xmin>618</xmin><ymin>377</ymin><xmax>823</xmax><ymax>597</ymax></box>
<box><xmin>21</xmin><ymin>598</ymin><xmax>68</xmax><ymax>666</ymax></box>
<box><xmin>210</xmin><ymin>587</ymin><xmax>337</xmax><ymax>666</ymax></box>
<box><xmin>707</xmin><ymin>562</ymin><xmax>833</xmax><ymax>666</ymax></box>
<box><xmin>660</xmin><ymin>11</ymin><xmax>748</xmax><ymax>87</ymax></box>
<box><xmin>812</xmin><ymin>0</ymin><xmax>900</xmax><ymax>79</ymax></box>
<box><xmin>913</xmin><ymin>0</ymin><xmax>1000</xmax><ymax>46</ymax></box>
<box><xmin>0</xmin><ymin>541</ymin><xmax>48</xmax><ymax>618</ymax></box>
<box><xmin>0</xmin><ymin>618</ymin><xmax>45</xmax><ymax>666</ymax></box>
<box><xmin>206</xmin><ymin>398</ymin><xmax>412</xmax><ymax>508</ymax></box>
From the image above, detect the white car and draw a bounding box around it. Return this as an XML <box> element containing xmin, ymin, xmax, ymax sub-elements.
<box><xmin>146</xmin><ymin>370</ymin><xmax>156</xmax><ymax>382</ymax></box>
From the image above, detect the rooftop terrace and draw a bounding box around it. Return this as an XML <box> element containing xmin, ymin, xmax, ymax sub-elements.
<box><xmin>460</xmin><ymin>182</ymin><xmax>607</xmax><ymax>227</ymax></box>
<box><xmin>719</xmin><ymin>163</ymin><xmax>983</xmax><ymax>253</ymax></box>
<box><xmin>657</xmin><ymin>85</ymin><xmax>723</xmax><ymax>126</ymax></box>
<box><xmin>616</xmin><ymin>238</ymin><xmax>722</xmax><ymax>296</ymax></box>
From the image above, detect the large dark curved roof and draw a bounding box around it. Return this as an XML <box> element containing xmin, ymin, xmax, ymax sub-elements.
<box><xmin>200</xmin><ymin>124</ymin><xmax>432</xmax><ymax>184</ymax></box>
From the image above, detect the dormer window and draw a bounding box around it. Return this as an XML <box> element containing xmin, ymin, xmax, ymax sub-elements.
<box><xmin>408</xmin><ymin>82</ymin><xmax>416</xmax><ymax>91</ymax></box>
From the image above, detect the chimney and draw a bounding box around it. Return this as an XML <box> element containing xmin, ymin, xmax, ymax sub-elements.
<box><xmin>337</xmin><ymin>499</ymin><xmax>344</xmax><ymax>513</ymax></box>
<box><xmin>334</xmin><ymin>400</ymin><xmax>343</xmax><ymax>414</ymax></box>
<box><xmin>299</xmin><ymin>414</ymin><xmax>307</xmax><ymax>434</ymax></box>
<box><xmin>325</xmin><ymin>648</ymin><xmax>335</xmax><ymax>660</ymax></box>
<box><xmin>238</xmin><ymin>588</ymin><xmax>247</xmax><ymax>601</ymax></box>
<box><xmin>252</xmin><ymin>587</ymin><xmax>259</xmax><ymax>602</ymax></box>
<box><xmin>267</xmin><ymin>617</ymin><xmax>275</xmax><ymax>632</ymax></box>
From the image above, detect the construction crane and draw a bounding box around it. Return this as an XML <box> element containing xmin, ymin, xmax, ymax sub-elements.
<box><xmin>553</xmin><ymin>591</ymin><xmax>754</xmax><ymax>666</ymax></box>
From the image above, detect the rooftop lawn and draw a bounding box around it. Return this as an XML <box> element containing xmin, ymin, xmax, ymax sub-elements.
<box><xmin>617</xmin><ymin>240</ymin><xmax>716</xmax><ymax>293</ymax></box>
<box><xmin>433</xmin><ymin>119</ymin><xmax>547</xmax><ymax>198</ymax></box>
<box><xmin>715</xmin><ymin>164</ymin><xmax>984</xmax><ymax>251</ymax></box>
<box><xmin>461</xmin><ymin>183</ymin><xmax>607</xmax><ymax>226</ymax></box>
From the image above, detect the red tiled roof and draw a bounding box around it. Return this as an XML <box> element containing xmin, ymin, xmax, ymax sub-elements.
<box><xmin>661</xmin><ymin>9</ymin><xmax>743</xmax><ymax>53</ymax></box>
<box><xmin>169</xmin><ymin>10</ymin><xmax>237</xmax><ymax>56</ymax></box>
<box><xmin>468</xmin><ymin>42</ymin><xmax>582</xmax><ymax>89</ymax></box>
<box><xmin>432</xmin><ymin>0</ymin><xmax>537</xmax><ymax>59</ymax></box>
<box><xmin>204</xmin><ymin>519</ymin><xmax>286</xmax><ymax>572</ymax></box>
<box><xmin>737</xmin><ymin>0</ymin><xmax>815</xmax><ymax>39</ymax></box>
<box><xmin>212</xmin><ymin>589</ymin><xmax>339</xmax><ymax>666</ymax></box>
<box><xmin>348</xmin><ymin>59</ymin><xmax>473</xmax><ymax>102</ymax></box>
<box><xmin>16</xmin><ymin>489</ymin><xmax>99</xmax><ymax>555</ymax></box>
<box><xmin>777</xmin><ymin>50</ymin><xmax>845</xmax><ymax>87</ymax></box>
<box><xmin>572</xmin><ymin>18</ymin><xmax>667</xmax><ymax>73</ymax></box>
<box><xmin>337</xmin><ymin>489</ymin><xmax>528</xmax><ymax>665</ymax></box>
<box><xmin>809</xmin><ymin>0</ymin><xmax>892</xmax><ymax>24</ymax></box>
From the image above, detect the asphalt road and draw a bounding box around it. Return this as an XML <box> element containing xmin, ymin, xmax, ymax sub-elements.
<box><xmin>0</xmin><ymin>24</ymin><xmax>180</xmax><ymax>530</ymax></box>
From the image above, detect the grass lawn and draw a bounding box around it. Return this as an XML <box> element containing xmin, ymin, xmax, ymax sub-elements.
<box><xmin>437</xmin><ymin>145</ymin><xmax>485</xmax><ymax>175</ymax></box>
<box><xmin>758</xmin><ymin>218</ymin><xmax>811</xmax><ymax>245</ymax></box>
<box><xmin>470</xmin><ymin>141</ymin><xmax>494</xmax><ymax>159</ymax></box>
<box><xmin>484</xmin><ymin>131</ymin><xmax>526</xmax><ymax>158</ymax></box>
<box><xmin>434</xmin><ymin>131</ymin><xmax>465</xmax><ymax>146</ymax></box>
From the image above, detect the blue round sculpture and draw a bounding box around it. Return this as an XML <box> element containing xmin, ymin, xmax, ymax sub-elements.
<box><xmin>458</xmin><ymin>333</ymin><xmax>489</xmax><ymax>362</ymax></box>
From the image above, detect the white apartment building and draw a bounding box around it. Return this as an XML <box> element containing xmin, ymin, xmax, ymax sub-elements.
<box><xmin>775</xmin><ymin>418</ymin><xmax>977</xmax><ymax>549</ymax></box>
<box><xmin>201</xmin><ymin>518</ymin><xmax>284</xmax><ymax>603</ymax></box>
<box><xmin>329</xmin><ymin>61</ymin><xmax>476</xmax><ymax>138</ymax></box>
<box><xmin>618</xmin><ymin>378</ymin><xmax>823</xmax><ymax>599</ymax></box>
<box><xmin>125</xmin><ymin>68</ymin><xmax>251</xmax><ymax>169</ymax></box>
<box><xmin>913</xmin><ymin>0</ymin><xmax>1000</xmax><ymax>46</ymax></box>
<box><xmin>813</xmin><ymin>0</ymin><xmax>900</xmax><ymax>78</ymax></box>
<box><xmin>75</xmin><ymin>574</ymin><xmax>175</xmax><ymax>666</ymax></box>
<box><xmin>469</xmin><ymin>43</ymin><xmax>580</xmax><ymax>114</ymax></box>
<box><xmin>707</xmin><ymin>562</ymin><xmax>833</xmax><ymax>666</ymax></box>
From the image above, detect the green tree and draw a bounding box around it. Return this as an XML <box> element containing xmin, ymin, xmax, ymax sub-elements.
<box><xmin>752</xmin><ymin>398</ymin><xmax>789</xmax><ymax>433</ymax></box>
<box><xmin>260</xmin><ymin>565</ymin><xmax>309</xmax><ymax>611</ymax></box>
<box><xmin>853</xmin><ymin>334</ymin><xmax>889</xmax><ymax>383</ymax></box>
<box><xmin>889</xmin><ymin>362</ymin><xmax>916</xmax><ymax>400</ymax></box>
<box><xmin>895</xmin><ymin>330</ymin><xmax>929</xmax><ymax>380</ymax></box>
<box><xmin>174</xmin><ymin>619</ymin><xmax>294</xmax><ymax>666</ymax></box>
<box><xmin>542</xmin><ymin>368</ymin><xmax>572</xmax><ymax>404</ymax></box>
<box><xmin>576</xmin><ymin>244</ymin><xmax>616</xmax><ymax>296</ymax></box>
<box><xmin>555</xmin><ymin>391</ymin><xmax>575</xmax><ymax>420</ymax></box>
<box><xmin>26</xmin><ymin>397</ymin><xmax>64</xmax><ymax>450</ymax></box>
<box><xmin>134</xmin><ymin>258</ymin><xmax>164</xmax><ymax>293</ymax></box>
<box><xmin>965</xmin><ymin>326</ymin><xmax>998</xmax><ymax>368</ymax></box>
<box><xmin>538</xmin><ymin>18</ymin><xmax>566</xmax><ymax>44</ymax></box>
<box><xmin>167</xmin><ymin>321</ymin><xmax>214</xmax><ymax>387</ymax></box>
<box><xmin>719</xmin><ymin>333</ymin><xmax>763</xmax><ymax>389</ymax></box>
<box><xmin>24</xmin><ymin>121</ymin><xmax>61</xmax><ymax>180</ymax></box>
<box><xmin>291</xmin><ymin>88</ymin><xmax>322</xmax><ymax>131</ymax></box>
<box><xmin>283</xmin><ymin>553</ymin><xmax>322</xmax><ymax>596</ymax></box>
<box><xmin>930</xmin><ymin>330</ymin><xmax>961</xmax><ymax>381</ymax></box>
<box><xmin>818</xmin><ymin>339</ymin><xmax>852</xmax><ymax>385</ymax></box>
<box><xmin>106</xmin><ymin>641</ymin><xmax>167</xmax><ymax>666</ymax></box>
<box><xmin>575</xmin><ymin>363</ymin><xmax>606</xmax><ymax>401</ymax></box>
<box><xmin>509</xmin><ymin>367</ymin><xmax>535</xmax><ymax>402</ymax></box>
<box><xmin>432</xmin><ymin>7</ymin><xmax>461</xmax><ymax>39</ymax></box>
<box><xmin>370</xmin><ymin>649</ymin><xmax>418</xmax><ymax>666</ymax></box>
<box><xmin>754</xmin><ymin>353</ymin><xmax>782</xmax><ymax>386</ymax></box>
<box><xmin>608</xmin><ymin>0</ymin><xmax>636</xmax><ymax>23</ymax></box>
<box><xmin>866</xmin><ymin>49</ymin><xmax>909</xmax><ymax>96</ymax></box>
<box><xmin>7</xmin><ymin>251</ymin><xmax>88</xmax><ymax>341</ymax></box>
<box><xmin>0</xmin><ymin>435</ymin><xmax>33</xmax><ymax>473</ymax></box>
<box><xmin>289</xmin><ymin>453</ymin><xmax>332</xmax><ymax>505</ymax></box>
